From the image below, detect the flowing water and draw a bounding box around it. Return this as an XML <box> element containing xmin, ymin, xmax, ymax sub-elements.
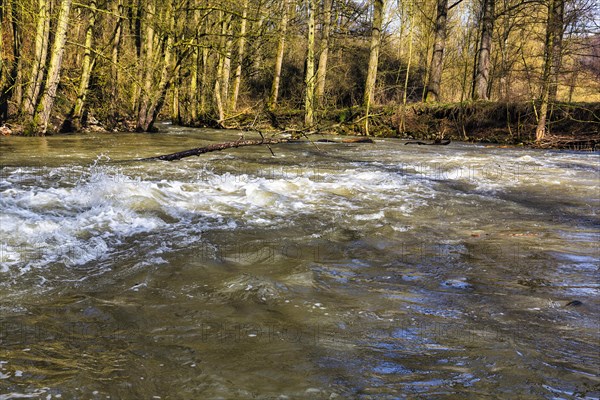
<box><xmin>0</xmin><ymin>125</ymin><xmax>598</xmax><ymax>399</ymax></box>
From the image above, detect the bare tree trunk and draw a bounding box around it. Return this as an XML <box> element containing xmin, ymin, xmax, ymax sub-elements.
<box><xmin>72</xmin><ymin>0</ymin><xmax>98</xmax><ymax>129</ymax></box>
<box><xmin>136</xmin><ymin>0</ymin><xmax>156</xmax><ymax>130</ymax></box>
<box><xmin>136</xmin><ymin>0</ymin><xmax>181</xmax><ymax>132</ymax></box>
<box><xmin>315</xmin><ymin>0</ymin><xmax>334</xmax><ymax>107</ymax></box>
<box><xmin>252</xmin><ymin>9</ymin><xmax>266</xmax><ymax>74</ymax></box>
<box><xmin>200</xmin><ymin>46</ymin><xmax>209</xmax><ymax>116</ymax></box>
<box><xmin>267</xmin><ymin>0</ymin><xmax>289</xmax><ymax>110</ymax></box>
<box><xmin>221</xmin><ymin>14</ymin><xmax>233</xmax><ymax>110</ymax></box>
<box><xmin>172</xmin><ymin>77</ymin><xmax>180</xmax><ymax>124</ymax></box>
<box><xmin>0</xmin><ymin>0</ymin><xmax>22</xmax><ymax>121</ymax></box>
<box><xmin>214</xmin><ymin>12</ymin><xmax>227</xmax><ymax>125</ymax></box>
<box><xmin>111</xmin><ymin>0</ymin><xmax>123</xmax><ymax>103</ymax></box>
<box><xmin>548</xmin><ymin>0</ymin><xmax>563</xmax><ymax>102</ymax></box>
<box><xmin>23</xmin><ymin>0</ymin><xmax>51</xmax><ymax>117</ymax></box>
<box><xmin>189</xmin><ymin>0</ymin><xmax>200</xmax><ymax>122</ymax></box>
<box><xmin>304</xmin><ymin>0</ymin><xmax>316</xmax><ymax>127</ymax></box>
<box><xmin>363</xmin><ymin>0</ymin><xmax>384</xmax><ymax>108</ymax></box>
<box><xmin>536</xmin><ymin>0</ymin><xmax>562</xmax><ymax>141</ymax></box>
<box><xmin>137</xmin><ymin>0</ymin><xmax>176</xmax><ymax>132</ymax></box>
<box><xmin>33</xmin><ymin>0</ymin><xmax>73</xmax><ymax>135</ymax></box>
<box><xmin>230</xmin><ymin>0</ymin><xmax>249</xmax><ymax>111</ymax></box>
<box><xmin>425</xmin><ymin>0</ymin><xmax>448</xmax><ymax>102</ymax></box>
<box><xmin>473</xmin><ymin>0</ymin><xmax>495</xmax><ymax>100</ymax></box>
<box><xmin>403</xmin><ymin>0</ymin><xmax>415</xmax><ymax>106</ymax></box>
<box><xmin>400</xmin><ymin>0</ymin><xmax>415</xmax><ymax>133</ymax></box>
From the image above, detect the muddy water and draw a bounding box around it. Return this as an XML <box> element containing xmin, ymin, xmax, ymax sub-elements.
<box><xmin>1</xmin><ymin>125</ymin><xmax>598</xmax><ymax>398</ymax></box>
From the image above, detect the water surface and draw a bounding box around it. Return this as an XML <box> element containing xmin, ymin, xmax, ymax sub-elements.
<box><xmin>1</xmin><ymin>125</ymin><xmax>599</xmax><ymax>398</ymax></box>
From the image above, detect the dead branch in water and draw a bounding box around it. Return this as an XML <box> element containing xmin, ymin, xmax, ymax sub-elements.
<box><xmin>139</xmin><ymin>137</ymin><xmax>299</xmax><ymax>161</ymax></box>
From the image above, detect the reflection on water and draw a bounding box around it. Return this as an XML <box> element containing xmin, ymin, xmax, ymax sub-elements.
<box><xmin>1</xmin><ymin>126</ymin><xmax>599</xmax><ymax>398</ymax></box>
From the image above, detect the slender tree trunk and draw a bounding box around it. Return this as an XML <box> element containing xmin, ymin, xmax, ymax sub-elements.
<box><xmin>548</xmin><ymin>0</ymin><xmax>563</xmax><ymax>102</ymax></box>
<box><xmin>32</xmin><ymin>0</ymin><xmax>73</xmax><ymax>135</ymax></box>
<box><xmin>136</xmin><ymin>0</ymin><xmax>156</xmax><ymax>130</ymax></box>
<box><xmin>536</xmin><ymin>0</ymin><xmax>561</xmax><ymax>141</ymax></box>
<box><xmin>473</xmin><ymin>0</ymin><xmax>495</xmax><ymax>100</ymax></box>
<box><xmin>172</xmin><ymin>74</ymin><xmax>180</xmax><ymax>124</ymax></box>
<box><xmin>252</xmin><ymin>9</ymin><xmax>266</xmax><ymax>73</ymax></box>
<box><xmin>400</xmin><ymin>0</ymin><xmax>415</xmax><ymax>133</ymax></box>
<box><xmin>363</xmin><ymin>0</ymin><xmax>384</xmax><ymax>108</ymax></box>
<box><xmin>72</xmin><ymin>0</ymin><xmax>98</xmax><ymax>129</ymax></box>
<box><xmin>138</xmin><ymin>0</ymin><xmax>177</xmax><ymax>132</ymax></box>
<box><xmin>23</xmin><ymin>0</ymin><xmax>51</xmax><ymax>117</ymax></box>
<box><xmin>230</xmin><ymin>0</ymin><xmax>249</xmax><ymax>111</ymax></box>
<box><xmin>199</xmin><ymin>15</ymin><xmax>210</xmax><ymax>116</ymax></box>
<box><xmin>130</xmin><ymin>0</ymin><xmax>144</xmax><ymax>111</ymax></box>
<box><xmin>403</xmin><ymin>0</ymin><xmax>415</xmax><ymax>106</ymax></box>
<box><xmin>425</xmin><ymin>0</ymin><xmax>448</xmax><ymax>102</ymax></box>
<box><xmin>0</xmin><ymin>0</ymin><xmax>22</xmax><ymax>121</ymax></box>
<box><xmin>111</xmin><ymin>0</ymin><xmax>123</xmax><ymax>104</ymax></box>
<box><xmin>214</xmin><ymin>12</ymin><xmax>228</xmax><ymax>125</ymax></box>
<box><xmin>315</xmin><ymin>0</ymin><xmax>334</xmax><ymax>107</ymax></box>
<box><xmin>200</xmin><ymin>46</ymin><xmax>209</xmax><ymax>116</ymax></box>
<box><xmin>190</xmin><ymin>0</ymin><xmax>200</xmax><ymax>122</ymax></box>
<box><xmin>304</xmin><ymin>0</ymin><xmax>316</xmax><ymax>127</ymax></box>
<box><xmin>268</xmin><ymin>0</ymin><xmax>289</xmax><ymax>110</ymax></box>
<box><xmin>221</xmin><ymin>14</ymin><xmax>233</xmax><ymax>110</ymax></box>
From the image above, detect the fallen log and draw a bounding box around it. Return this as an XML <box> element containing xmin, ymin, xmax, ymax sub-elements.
<box><xmin>316</xmin><ymin>137</ymin><xmax>375</xmax><ymax>144</ymax></box>
<box><xmin>341</xmin><ymin>137</ymin><xmax>375</xmax><ymax>143</ymax></box>
<box><xmin>405</xmin><ymin>139</ymin><xmax>451</xmax><ymax>146</ymax></box>
<box><xmin>139</xmin><ymin>138</ymin><xmax>297</xmax><ymax>161</ymax></box>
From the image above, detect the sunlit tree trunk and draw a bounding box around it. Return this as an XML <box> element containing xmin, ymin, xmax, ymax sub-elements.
<box><xmin>23</xmin><ymin>0</ymin><xmax>51</xmax><ymax>117</ymax></box>
<box><xmin>136</xmin><ymin>0</ymin><xmax>178</xmax><ymax>132</ymax></box>
<box><xmin>400</xmin><ymin>0</ymin><xmax>415</xmax><ymax>133</ymax></box>
<box><xmin>304</xmin><ymin>0</ymin><xmax>316</xmax><ymax>127</ymax></box>
<box><xmin>363</xmin><ymin>0</ymin><xmax>384</xmax><ymax>108</ymax></box>
<box><xmin>221</xmin><ymin>14</ymin><xmax>233</xmax><ymax>110</ymax></box>
<box><xmin>252</xmin><ymin>8</ymin><xmax>266</xmax><ymax>74</ymax></box>
<box><xmin>315</xmin><ymin>0</ymin><xmax>334</xmax><ymax>108</ymax></box>
<box><xmin>268</xmin><ymin>0</ymin><xmax>289</xmax><ymax>110</ymax></box>
<box><xmin>72</xmin><ymin>0</ymin><xmax>98</xmax><ymax>129</ymax></box>
<box><xmin>213</xmin><ymin>11</ymin><xmax>233</xmax><ymax>123</ymax></box>
<box><xmin>548</xmin><ymin>0</ymin><xmax>563</xmax><ymax>102</ymax></box>
<box><xmin>136</xmin><ymin>0</ymin><xmax>155</xmax><ymax>127</ymax></box>
<box><xmin>33</xmin><ymin>0</ymin><xmax>73</xmax><ymax>135</ymax></box>
<box><xmin>230</xmin><ymin>0</ymin><xmax>249</xmax><ymax>111</ymax></box>
<box><xmin>189</xmin><ymin>0</ymin><xmax>200</xmax><ymax>122</ymax></box>
<box><xmin>0</xmin><ymin>0</ymin><xmax>22</xmax><ymax>121</ymax></box>
<box><xmin>536</xmin><ymin>0</ymin><xmax>562</xmax><ymax>141</ymax></box>
<box><xmin>403</xmin><ymin>0</ymin><xmax>415</xmax><ymax>106</ymax></box>
<box><xmin>200</xmin><ymin>45</ymin><xmax>209</xmax><ymax>116</ymax></box>
<box><xmin>425</xmin><ymin>0</ymin><xmax>448</xmax><ymax>102</ymax></box>
<box><xmin>199</xmin><ymin>14</ymin><xmax>210</xmax><ymax>116</ymax></box>
<box><xmin>172</xmin><ymin>75</ymin><xmax>180</xmax><ymax>124</ymax></box>
<box><xmin>111</xmin><ymin>0</ymin><xmax>123</xmax><ymax>104</ymax></box>
<box><xmin>473</xmin><ymin>0</ymin><xmax>495</xmax><ymax>100</ymax></box>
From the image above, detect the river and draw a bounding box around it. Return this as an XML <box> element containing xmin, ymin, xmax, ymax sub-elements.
<box><xmin>1</xmin><ymin>125</ymin><xmax>598</xmax><ymax>398</ymax></box>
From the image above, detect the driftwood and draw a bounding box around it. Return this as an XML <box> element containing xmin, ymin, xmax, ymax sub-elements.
<box><xmin>342</xmin><ymin>137</ymin><xmax>375</xmax><ymax>143</ymax></box>
<box><xmin>405</xmin><ymin>139</ymin><xmax>451</xmax><ymax>146</ymax></box>
<box><xmin>316</xmin><ymin>137</ymin><xmax>375</xmax><ymax>144</ymax></box>
<box><xmin>139</xmin><ymin>126</ymin><xmax>381</xmax><ymax>162</ymax></box>
<box><xmin>139</xmin><ymin>137</ymin><xmax>298</xmax><ymax>161</ymax></box>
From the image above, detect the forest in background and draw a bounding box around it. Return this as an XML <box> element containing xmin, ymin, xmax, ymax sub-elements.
<box><xmin>0</xmin><ymin>0</ymin><xmax>598</xmax><ymax>144</ymax></box>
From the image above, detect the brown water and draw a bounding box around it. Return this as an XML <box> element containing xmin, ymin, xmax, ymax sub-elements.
<box><xmin>1</xmin><ymin>125</ymin><xmax>599</xmax><ymax>398</ymax></box>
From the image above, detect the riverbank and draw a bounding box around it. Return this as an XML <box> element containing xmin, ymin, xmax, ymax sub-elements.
<box><xmin>2</xmin><ymin>102</ymin><xmax>598</xmax><ymax>150</ymax></box>
<box><xmin>223</xmin><ymin>102</ymin><xmax>599</xmax><ymax>150</ymax></box>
